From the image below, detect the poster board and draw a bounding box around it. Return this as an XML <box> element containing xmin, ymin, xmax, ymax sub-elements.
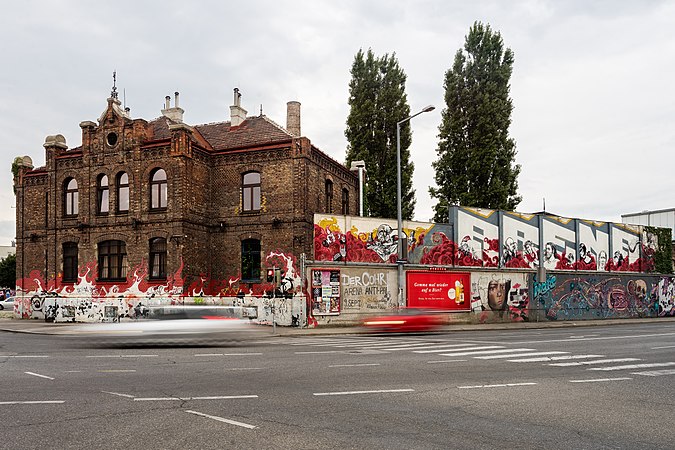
<box><xmin>311</xmin><ymin>268</ymin><xmax>341</xmax><ymax>315</ymax></box>
<box><xmin>406</xmin><ymin>270</ymin><xmax>471</xmax><ymax>311</ymax></box>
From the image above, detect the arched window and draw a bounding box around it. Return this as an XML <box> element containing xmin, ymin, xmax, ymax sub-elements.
<box><xmin>117</xmin><ymin>172</ymin><xmax>129</xmax><ymax>213</ymax></box>
<box><xmin>341</xmin><ymin>188</ymin><xmax>350</xmax><ymax>215</ymax></box>
<box><xmin>98</xmin><ymin>240</ymin><xmax>127</xmax><ymax>281</ymax></box>
<box><xmin>97</xmin><ymin>174</ymin><xmax>109</xmax><ymax>214</ymax></box>
<box><xmin>64</xmin><ymin>178</ymin><xmax>78</xmax><ymax>217</ymax></box>
<box><xmin>150</xmin><ymin>168</ymin><xmax>167</xmax><ymax>210</ymax></box>
<box><xmin>325</xmin><ymin>179</ymin><xmax>333</xmax><ymax>213</ymax></box>
<box><xmin>149</xmin><ymin>238</ymin><xmax>167</xmax><ymax>280</ymax></box>
<box><xmin>241</xmin><ymin>239</ymin><xmax>261</xmax><ymax>281</ymax></box>
<box><xmin>62</xmin><ymin>242</ymin><xmax>78</xmax><ymax>283</ymax></box>
<box><xmin>242</xmin><ymin>172</ymin><xmax>261</xmax><ymax>212</ymax></box>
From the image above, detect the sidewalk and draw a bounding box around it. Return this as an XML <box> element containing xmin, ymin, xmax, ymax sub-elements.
<box><xmin>2</xmin><ymin>315</ymin><xmax>674</xmax><ymax>337</ymax></box>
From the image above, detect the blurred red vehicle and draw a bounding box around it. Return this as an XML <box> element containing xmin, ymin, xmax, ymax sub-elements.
<box><xmin>361</xmin><ymin>308</ymin><xmax>445</xmax><ymax>333</ymax></box>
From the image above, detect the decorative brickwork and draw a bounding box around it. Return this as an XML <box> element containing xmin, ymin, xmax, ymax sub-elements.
<box><xmin>15</xmin><ymin>93</ymin><xmax>358</xmax><ymax>296</ymax></box>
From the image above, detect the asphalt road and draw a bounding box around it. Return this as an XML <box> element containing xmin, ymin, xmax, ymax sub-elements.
<box><xmin>1</xmin><ymin>322</ymin><xmax>675</xmax><ymax>449</ymax></box>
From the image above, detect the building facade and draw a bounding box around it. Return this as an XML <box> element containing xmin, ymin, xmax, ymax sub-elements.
<box><xmin>14</xmin><ymin>87</ymin><xmax>358</xmax><ymax>314</ymax></box>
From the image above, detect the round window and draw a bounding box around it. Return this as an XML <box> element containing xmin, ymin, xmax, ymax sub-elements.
<box><xmin>106</xmin><ymin>132</ymin><xmax>118</xmax><ymax>147</ymax></box>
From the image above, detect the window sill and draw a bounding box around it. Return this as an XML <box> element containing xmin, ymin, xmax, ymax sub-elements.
<box><xmin>241</xmin><ymin>279</ymin><xmax>261</xmax><ymax>284</ymax></box>
<box><xmin>149</xmin><ymin>208</ymin><xmax>168</xmax><ymax>214</ymax></box>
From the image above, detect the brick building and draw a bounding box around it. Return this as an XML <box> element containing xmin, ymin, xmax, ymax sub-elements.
<box><xmin>14</xmin><ymin>86</ymin><xmax>358</xmax><ymax>302</ymax></box>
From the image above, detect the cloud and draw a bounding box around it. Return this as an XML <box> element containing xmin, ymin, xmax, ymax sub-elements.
<box><xmin>0</xmin><ymin>0</ymin><xmax>673</xmax><ymax>246</ymax></box>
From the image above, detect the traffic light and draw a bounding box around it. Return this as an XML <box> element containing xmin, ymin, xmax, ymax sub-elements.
<box><xmin>266</xmin><ymin>268</ymin><xmax>274</xmax><ymax>283</ymax></box>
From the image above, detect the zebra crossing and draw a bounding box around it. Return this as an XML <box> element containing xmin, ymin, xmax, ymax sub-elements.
<box><xmin>283</xmin><ymin>335</ymin><xmax>675</xmax><ymax>377</ymax></box>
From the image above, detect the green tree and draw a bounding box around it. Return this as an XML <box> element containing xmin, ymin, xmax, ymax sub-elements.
<box><xmin>430</xmin><ymin>21</ymin><xmax>521</xmax><ymax>222</ymax></box>
<box><xmin>345</xmin><ymin>49</ymin><xmax>415</xmax><ymax>220</ymax></box>
<box><xmin>0</xmin><ymin>254</ymin><xmax>16</xmax><ymax>288</ymax></box>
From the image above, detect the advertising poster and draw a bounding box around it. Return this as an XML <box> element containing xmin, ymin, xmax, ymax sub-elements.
<box><xmin>311</xmin><ymin>268</ymin><xmax>340</xmax><ymax>315</ymax></box>
<box><xmin>407</xmin><ymin>271</ymin><xmax>471</xmax><ymax>311</ymax></box>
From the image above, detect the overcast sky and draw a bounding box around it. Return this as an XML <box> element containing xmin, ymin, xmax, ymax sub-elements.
<box><xmin>1</xmin><ymin>0</ymin><xmax>673</xmax><ymax>246</ymax></box>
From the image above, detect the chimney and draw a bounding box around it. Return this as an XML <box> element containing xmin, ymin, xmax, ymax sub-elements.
<box><xmin>161</xmin><ymin>92</ymin><xmax>184</xmax><ymax>122</ymax></box>
<box><xmin>286</xmin><ymin>101</ymin><xmax>301</xmax><ymax>136</ymax></box>
<box><xmin>230</xmin><ymin>88</ymin><xmax>247</xmax><ymax>127</ymax></box>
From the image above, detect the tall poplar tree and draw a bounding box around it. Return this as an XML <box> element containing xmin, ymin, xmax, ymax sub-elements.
<box><xmin>430</xmin><ymin>22</ymin><xmax>521</xmax><ymax>222</ymax></box>
<box><xmin>345</xmin><ymin>49</ymin><xmax>415</xmax><ymax>220</ymax></box>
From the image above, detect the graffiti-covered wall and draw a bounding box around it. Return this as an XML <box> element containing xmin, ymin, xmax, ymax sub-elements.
<box><xmin>314</xmin><ymin>215</ymin><xmax>455</xmax><ymax>265</ymax></box>
<box><xmin>531</xmin><ymin>273</ymin><xmax>675</xmax><ymax>321</ymax></box>
<box><xmin>313</xmin><ymin>211</ymin><xmax>669</xmax><ymax>273</ymax></box>
<box><xmin>470</xmin><ymin>271</ymin><xmax>530</xmax><ymax>322</ymax></box>
<box><xmin>15</xmin><ymin>248</ymin><xmax>306</xmax><ymax>324</ymax></box>
<box><xmin>455</xmin><ymin>207</ymin><xmax>662</xmax><ymax>272</ymax></box>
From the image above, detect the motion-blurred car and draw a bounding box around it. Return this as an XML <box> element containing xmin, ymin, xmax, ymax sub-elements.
<box><xmin>361</xmin><ymin>308</ymin><xmax>445</xmax><ymax>333</ymax></box>
<box><xmin>0</xmin><ymin>296</ymin><xmax>14</xmax><ymax>311</ymax></box>
<box><xmin>68</xmin><ymin>306</ymin><xmax>264</xmax><ymax>346</ymax></box>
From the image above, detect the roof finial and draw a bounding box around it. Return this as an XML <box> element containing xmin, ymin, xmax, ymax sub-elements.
<box><xmin>260</xmin><ymin>104</ymin><xmax>263</xmax><ymax>116</ymax></box>
<box><xmin>111</xmin><ymin>70</ymin><xmax>118</xmax><ymax>99</ymax></box>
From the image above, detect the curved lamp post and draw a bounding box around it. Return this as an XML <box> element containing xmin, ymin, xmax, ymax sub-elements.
<box><xmin>396</xmin><ymin>105</ymin><xmax>435</xmax><ymax>308</ymax></box>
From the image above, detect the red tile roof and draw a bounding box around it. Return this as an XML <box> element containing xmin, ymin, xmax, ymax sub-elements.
<box><xmin>147</xmin><ymin>115</ymin><xmax>293</xmax><ymax>152</ymax></box>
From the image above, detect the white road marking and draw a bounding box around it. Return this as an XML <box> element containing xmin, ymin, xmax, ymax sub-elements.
<box><xmin>568</xmin><ymin>335</ymin><xmax>599</xmax><ymax>339</ymax></box>
<box><xmin>414</xmin><ymin>345</ymin><xmax>504</xmax><ymax>354</ymax></box>
<box><xmin>589</xmin><ymin>362</ymin><xmax>675</xmax><ymax>371</ymax></box>
<box><xmin>313</xmin><ymin>389</ymin><xmax>414</xmax><ymax>396</ymax></box>
<box><xmin>569</xmin><ymin>377</ymin><xmax>632</xmax><ymax>383</ymax></box>
<box><xmin>0</xmin><ymin>400</ymin><xmax>65</xmax><ymax>405</ymax></box>
<box><xmin>458</xmin><ymin>382</ymin><xmax>537</xmax><ymax>389</ymax></box>
<box><xmin>631</xmin><ymin>369</ymin><xmax>675</xmax><ymax>376</ymax></box>
<box><xmin>652</xmin><ymin>345</ymin><xmax>675</xmax><ymax>350</ymax></box>
<box><xmin>438</xmin><ymin>348</ymin><xmax>535</xmax><ymax>357</ymax></box>
<box><xmin>305</xmin><ymin>340</ymin><xmax>394</xmax><ymax>347</ymax></box>
<box><xmin>64</xmin><ymin>370</ymin><xmax>83</xmax><ymax>373</ymax></box>
<box><xmin>550</xmin><ymin>358</ymin><xmax>641</xmax><ymax>367</ymax></box>
<box><xmin>24</xmin><ymin>371</ymin><xmax>54</xmax><ymax>380</ymax></box>
<box><xmin>86</xmin><ymin>354</ymin><xmax>158</xmax><ymax>358</ymax></box>
<box><xmin>98</xmin><ymin>370</ymin><xmax>137</xmax><ymax>373</ymax></box>
<box><xmin>185</xmin><ymin>410</ymin><xmax>257</xmax><ymax>429</ymax></box>
<box><xmin>134</xmin><ymin>395</ymin><xmax>258</xmax><ymax>401</ymax></box>
<box><xmin>195</xmin><ymin>353</ymin><xmax>262</xmax><ymax>356</ymax></box>
<box><xmin>427</xmin><ymin>360</ymin><xmax>467</xmax><ymax>364</ymax></box>
<box><xmin>508</xmin><ymin>355</ymin><xmax>605</xmax><ymax>362</ymax></box>
<box><xmin>222</xmin><ymin>368</ymin><xmax>264</xmax><ymax>371</ymax></box>
<box><xmin>102</xmin><ymin>391</ymin><xmax>136</xmax><ymax>398</ymax></box>
<box><xmin>373</xmin><ymin>342</ymin><xmax>453</xmax><ymax>351</ymax></box>
<box><xmin>511</xmin><ymin>332</ymin><xmax>675</xmax><ymax>345</ymax></box>
<box><xmin>351</xmin><ymin>341</ymin><xmax>438</xmax><ymax>348</ymax></box>
<box><xmin>476</xmin><ymin>351</ymin><xmax>569</xmax><ymax>360</ymax></box>
<box><xmin>329</xmin><ymin>363</ymin><xmax>381</xmax><ymax>368</ymax></box>
<box><xmin>3</xmin><ymin>355</ymin><xmax>50</xmax><ymax>358</ymax></box>
<box><xmin>295</xmin><ymin>350</ymin><xmax>348</xmax><ymax>354</ymax></box>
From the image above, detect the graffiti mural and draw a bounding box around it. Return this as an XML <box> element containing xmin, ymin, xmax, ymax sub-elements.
<box><xmin>471</xmin><ymin>272</ymin><xmax>529</xmax><ymax>322</ymax></box>
<box><xmin>655</xmin><ymin>277</ymin><xmax>675</xmax><ymax>317</ymax></box>
<box><xmin>15</xmin><ymin>249</ymin><xmax>304</xmax><ymax>323</ymax></box>
<box><xmin>536</xmin><ymin>274</ymin><xmax>661</xmax><ymax>320</ymax></box>
<box><xmin>314</xmin><ymin>211</ymin><xmax>666</xmax><ymax>273</ymax></box>
<box><xmin>340</xmin><ymin>267</ymin><xmax>397</xmax><ymax>311</ymax></box>
<box><xmin>313</xmin><ymin>215</ymin><xmax>454</xmax><ymax>265</ymax></box>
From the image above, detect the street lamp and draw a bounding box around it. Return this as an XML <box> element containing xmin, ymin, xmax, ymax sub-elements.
<box><xmin>350</xmin><ymin>160</ymin><xmax>366</xmax><ymax>217</ymax></box>
<box><xmin>396</xmin><ymin>105</ymin><xmax>435</xmax><ymax>308</ymax></box>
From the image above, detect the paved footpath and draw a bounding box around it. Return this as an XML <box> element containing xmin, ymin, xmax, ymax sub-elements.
<box><xmin>2</xmin><ymin>315</ymin><xmax>675</xmax><ymax>337</ymax></box>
